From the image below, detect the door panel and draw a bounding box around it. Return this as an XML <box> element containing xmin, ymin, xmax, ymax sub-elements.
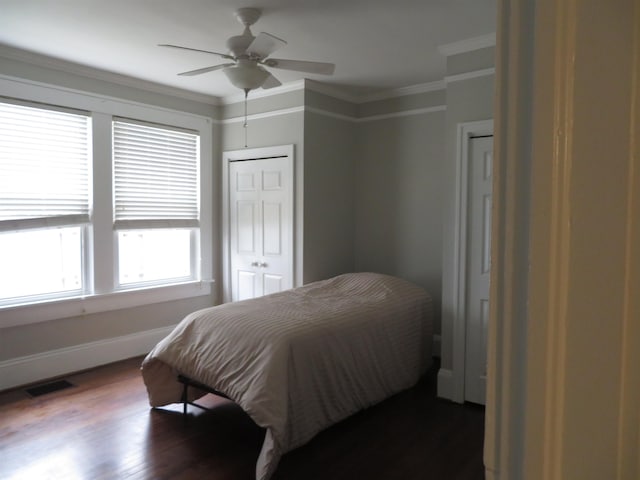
<box><xmin>236</xmin><ymin>201</ymin><xmax>257</xmax><ymax>254</ymax></box>
<box><xmin>262</xmin><ymin>202</ymin><xmax>282</xmax><ymax>255</ymax></box>
<box><xmin>263</xmin><ymin>273</ymin><xmax>284</xmax><ymax>296</ymax></box>
<box><xmin>237</xmin><ymin>270</ymin><xmax>257</xmax><ymax>301</ymax></box>
<box><xmin>229</xmin><ymin>156</ymin><xmax>293</xmax><ymax>301</ymax></box>
<box><xmin>465</xmin><ymin>135</ymin><xmax>493</xmax><ymax>405</ymax></box>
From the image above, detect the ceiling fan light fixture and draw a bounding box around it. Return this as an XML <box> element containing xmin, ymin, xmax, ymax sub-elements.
<box><xmin>223</xmin><ymin>61</ymin><xmax>269</xmax><ymax>91</ymax></box>
<box><xmin>162</xmin><ymin>7</ymin><xmax>335</xmax><ymax>96</ymax></box>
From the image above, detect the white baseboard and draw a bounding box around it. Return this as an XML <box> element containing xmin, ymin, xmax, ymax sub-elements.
<box><xmin>0</xmin><ymin>325</ymin><xmax>175</xmax><ymax>391</ymax></box>
<box><xmin>437</xmin><ymin>367</ymin><xmax>454</xmax><ymax>400</ymax></box>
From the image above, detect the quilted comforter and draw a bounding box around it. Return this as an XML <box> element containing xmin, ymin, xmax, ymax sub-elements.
<box><xmin>141</xmin><ymin>272</ymin><xmax>433</xmax><ymax>480</ymax></box>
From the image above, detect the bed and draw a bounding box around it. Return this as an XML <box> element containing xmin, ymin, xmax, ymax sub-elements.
<box><xmin>141</xmin><ymin>272</ymin><xmax>433</xmax><ymax>480</ymax></box>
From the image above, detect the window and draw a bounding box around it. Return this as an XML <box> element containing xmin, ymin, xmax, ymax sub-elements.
<box><xmin>0</xmin><ymin>80</ymin><xmax>212</xmax><ymax>325</ymax></box>
<box><xmin>112</xmin><ymin>120</ymin><xmax>199</xmax><ymax>287</ymax></box>
<box><xmin>0</xmin><ymin>101</ymin><xmax>90</xmax><ymax>304</ymax></box>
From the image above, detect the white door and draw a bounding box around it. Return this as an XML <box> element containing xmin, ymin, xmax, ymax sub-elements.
<box><xmin>229</xmin><ymin>156</ymin><xmax>293</xmax><ymax>301</ymax></box>
<box><xmin>464</xmin><ymin>135</ymin><xmax>493</xmax><ymax>404</ymax></box>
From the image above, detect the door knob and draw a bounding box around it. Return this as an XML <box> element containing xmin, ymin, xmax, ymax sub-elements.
<box><xmin>251</xmin><ymin>261</ymin><xmax>259</xmax><ymax>267</ymax></box>
<box><xmin>259</xmin><ymin>262</ymin><xmax>268</xmax><ymax>268</ymax></box>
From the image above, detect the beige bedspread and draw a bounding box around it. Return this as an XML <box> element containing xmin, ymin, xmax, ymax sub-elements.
<box><xmin>141</xmin><ymin>272</ymin><xmax>433</xmax><ymax>480</ymax></box>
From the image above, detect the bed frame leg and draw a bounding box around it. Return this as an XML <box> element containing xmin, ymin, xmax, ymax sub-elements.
<box><xmin>181</xmin><ymin>381</ymin><xmax>188</xmax><ymax>417</ymax></box>
<box><xmin>176</xmin><ymin>374</ymin><xmax>230</xmax><ymax>419</ymax></box>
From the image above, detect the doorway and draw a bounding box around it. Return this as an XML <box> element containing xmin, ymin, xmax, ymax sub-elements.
<box><xmin>449</xmin><ymin>120</ymin><xmax>494</xmax><ymax>405</ymax></box>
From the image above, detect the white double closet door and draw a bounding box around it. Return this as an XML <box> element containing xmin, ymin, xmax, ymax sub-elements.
<box><xmin>229</xmin><ymin>155</ymin><xmax>294</xmax><ymax>302</ymax></box>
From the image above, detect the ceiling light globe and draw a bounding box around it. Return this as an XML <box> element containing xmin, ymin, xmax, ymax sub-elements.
<box><xmin>223</xmin><ymin>63</ymin><xmax>269</xmax><ymax>91</ymax></box>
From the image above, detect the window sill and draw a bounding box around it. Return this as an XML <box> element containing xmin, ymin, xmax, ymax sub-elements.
<box><xmin>0</xmin><ymin>280</ymin><xmax>213</xmax><ymax>329</ymax></box>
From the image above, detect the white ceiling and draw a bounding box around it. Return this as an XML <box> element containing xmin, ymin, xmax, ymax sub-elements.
<box><xmin>0</xmin><ymin>0</ymin><xmax>496</xmax><ymax>101</ymax></box>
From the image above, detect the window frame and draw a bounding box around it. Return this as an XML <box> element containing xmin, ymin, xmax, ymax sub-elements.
<box><xmin>111</xmin><ymin>117</ymin><xmax>201</xmax><ymax>289</ymax></box>
<box><xmin>0</xmin><ymin>76</ymin><xmax>213</xmax><ymax>328</ymax></box>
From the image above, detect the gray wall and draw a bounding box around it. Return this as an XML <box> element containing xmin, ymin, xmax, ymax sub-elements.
<box><xmin>0</xmin><ymin>296</ymin><xmax>213</xmax><ymax>361</ymax></box>
<box><xmin>354</xmin><ymin>110</ymin><xmax>445</xmax><ymax>328</ymax></box>
<box><xmin>303</xmin><ymin>110</ymin><xmax>356</xmax><ymax>282</ymax></box>
<box><xmin>440</xmin><ymin>47</ymin><xmax>495</xmax><ymax>371</ymax></box>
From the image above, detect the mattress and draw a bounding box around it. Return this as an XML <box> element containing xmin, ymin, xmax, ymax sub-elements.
<box><xmin>141</xmin><ymin>272</ymin><xmax>433</xmax><ymax>480</ymax></box>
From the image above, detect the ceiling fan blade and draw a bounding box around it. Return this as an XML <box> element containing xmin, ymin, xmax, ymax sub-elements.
<box><xmin>264</xmin><ymin>58</ymin><xmax>335</xmax><ymax>75</ymax></box>
<box><xmin>177</xmin><ymin>63</ymin><xmax>235</xmax><ymax>76</ymax></box>
<box><xmin>246</xmin><ymin>32</ymin><xmax>287</xmax><ymax>59</ymax></box>
<box><xmin>261</xmin><ymin>72</ymin><xmax>282</xmax><ymax>89</ymax></box>
<box><xmin>158</xmin><ymin>44</ymin><xmax>234</xmax><ymax>60</ymax></box>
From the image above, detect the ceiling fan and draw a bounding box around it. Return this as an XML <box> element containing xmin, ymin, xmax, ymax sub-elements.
<box><xmin>159</xmin><ymin>7</ymin><xmax>335</xmax><ymax>93</ymax></box>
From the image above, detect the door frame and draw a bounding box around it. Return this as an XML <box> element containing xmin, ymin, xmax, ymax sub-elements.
<box><xmin>222</xmin><ymin>144</ymin><xmax>295</xmax><ymax>303</ymax></box>
<box><xmin>450</xmin><ymin>119</ymin><xmax>494</xmax><ymax>403</ymax></box>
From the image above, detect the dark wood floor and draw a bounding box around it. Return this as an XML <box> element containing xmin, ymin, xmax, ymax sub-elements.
<box><xmin>0</xmin><ymin>357</ymin><xmax>485</xmax><ymax>480</ymax></box>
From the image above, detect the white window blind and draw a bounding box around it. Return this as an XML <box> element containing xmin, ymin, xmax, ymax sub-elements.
<box><xmin>113</xmin><ymin>120</ymin><xmax>199</xmax><ymax>229</ymax></box>
<box><xmin>0</xmin><ymin>101</ymin><xmax>90</xmax><ymax>232</ymax></box>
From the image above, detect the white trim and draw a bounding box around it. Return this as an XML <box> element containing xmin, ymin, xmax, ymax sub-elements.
<box><xmin>223</xmin><ymin>104</ymin><xmax>446</xmax><ymax>125</ymax></box>
<box><xmin>356</xmin><ymin>105</ymin><xmax>446</xmax><ymax>123</ymax></box>
<box><xmin>448</xmin><ymin>119</ymin><xmax>494</xmax><ymax>404</ymax></box>
<box><xmin>352</xmin><ymin>80</ymin><xmax>445</xmax><ymax>103</ymax></box>
<box><xmin>304</xmin><ymin>79</ymin><xmax>361</xmax><ymax>103</ymax></box>
<box><xmin>445</xmin><ymin>68</ymin><xmax>496</xmax><ymax>84</ymax></box>
<box><xmin>0</xmin><ymin>45</ymin><xmax>222</xmax><ymax>106</ymax></box>
<box><xmin>438</xmin><ymin>33</ymin><xmax>497</xmax><ymax>57</ymax></box>
<box><xmin>484</xmin><ymin>0</ymin><xmax>535</xmax><ymax>476</ymax></box>
<box><xmin>0</xmin><ymin>325</ymin><xmax>175</xmax><ymax>391</ymax></box>
<box><xmin>222</xmin><ymin>106</ymin><xmax>304</xmax><ymax>124</ymax></box>
<box><xmin>305</xmin><ymin>106</ymin><xmax>356</xmax><ymax>123</ymax></box>
<box><xmin>437</xmin><ymin>368</ymin><xmax>454</xmax><ymax>400</ymax></box>
<box><xmin>0</xmin><ymin>281</ymin><xmax>212</xmax><ymax>328</ymax></box>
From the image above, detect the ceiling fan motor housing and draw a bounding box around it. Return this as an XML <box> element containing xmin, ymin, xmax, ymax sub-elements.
<box><xmin>234</xmin><ymin>8</ymin><xmax>261</xmax><ymax>27</ymax></box>
<box><xmin>226</xmin><ymin>34</ymin><xmax>255</xmax><ymax>59</ymax></box>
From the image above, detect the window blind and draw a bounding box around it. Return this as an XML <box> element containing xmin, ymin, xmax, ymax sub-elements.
<box><xmin>113</xmin><ymin>120</ymin><xmax>199</xmax><ymax>229</ymax></box>
<box><xmin>0</xmin><ymin>101</ymin><xmax>91</xmax><ymax>232</ymax></box>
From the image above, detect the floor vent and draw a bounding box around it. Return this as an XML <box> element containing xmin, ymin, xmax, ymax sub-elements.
<box><xmin>25</xmin><ymin>380</ymin><xmax>75</xmax><ymax>397</ymax></box>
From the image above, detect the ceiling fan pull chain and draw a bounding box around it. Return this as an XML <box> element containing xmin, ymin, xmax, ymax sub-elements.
<box><xmin>243</xmin><ymin>88</ymin><xmax>249</xmax><ymax>148</ymax></box>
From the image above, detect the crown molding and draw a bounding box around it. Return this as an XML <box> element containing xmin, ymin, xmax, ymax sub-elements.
<box><xmin>221</xmin><ymin>105</ymin><xmax>305</xmax><ymax>123</ymax></box>
<box><xmin>222</xmin><ymin>103</ymin><xmax>446</xmax><ymax>125</ymax></box>
<box><xmin>222</xmin><ymin>78</ymin><xmax>446</xmax><ymax>106</ymax></box>
<box><xmin>304</xmin><ymin>79</ymin><xmax>445</xmax><ymax>104</ymax></box>
<box><xmin>445</xmin><ymin>67</ymin><xmax>495</xmax><ymax>84</ymax></box>
<box><xmin>0</xmin><ymin>44</ymin><xmax>223</xmax><ymax>106</ymax></box>
<box><xmin>303</xmin><ymin>79</ymin><xmax>360</xmax><ymax>103</ymax></box>
<box><xmin>305</xmin><ymin>106</ymin><xmax>356</xmax><ymax>123</ymax></box>
<box><xmin>438</xmin><ymin>32</ymin><xmax>497</xmax><ymax>57</ymax></box>
<box><xmin>356</xmin><ymin>80</ymin><xmax>445</xmax><ymax>103</ymax></box>
<box><xmin>356</xmin><ymin>105</ymin><xmax>446</xmax><ymax>122</ymax></box>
